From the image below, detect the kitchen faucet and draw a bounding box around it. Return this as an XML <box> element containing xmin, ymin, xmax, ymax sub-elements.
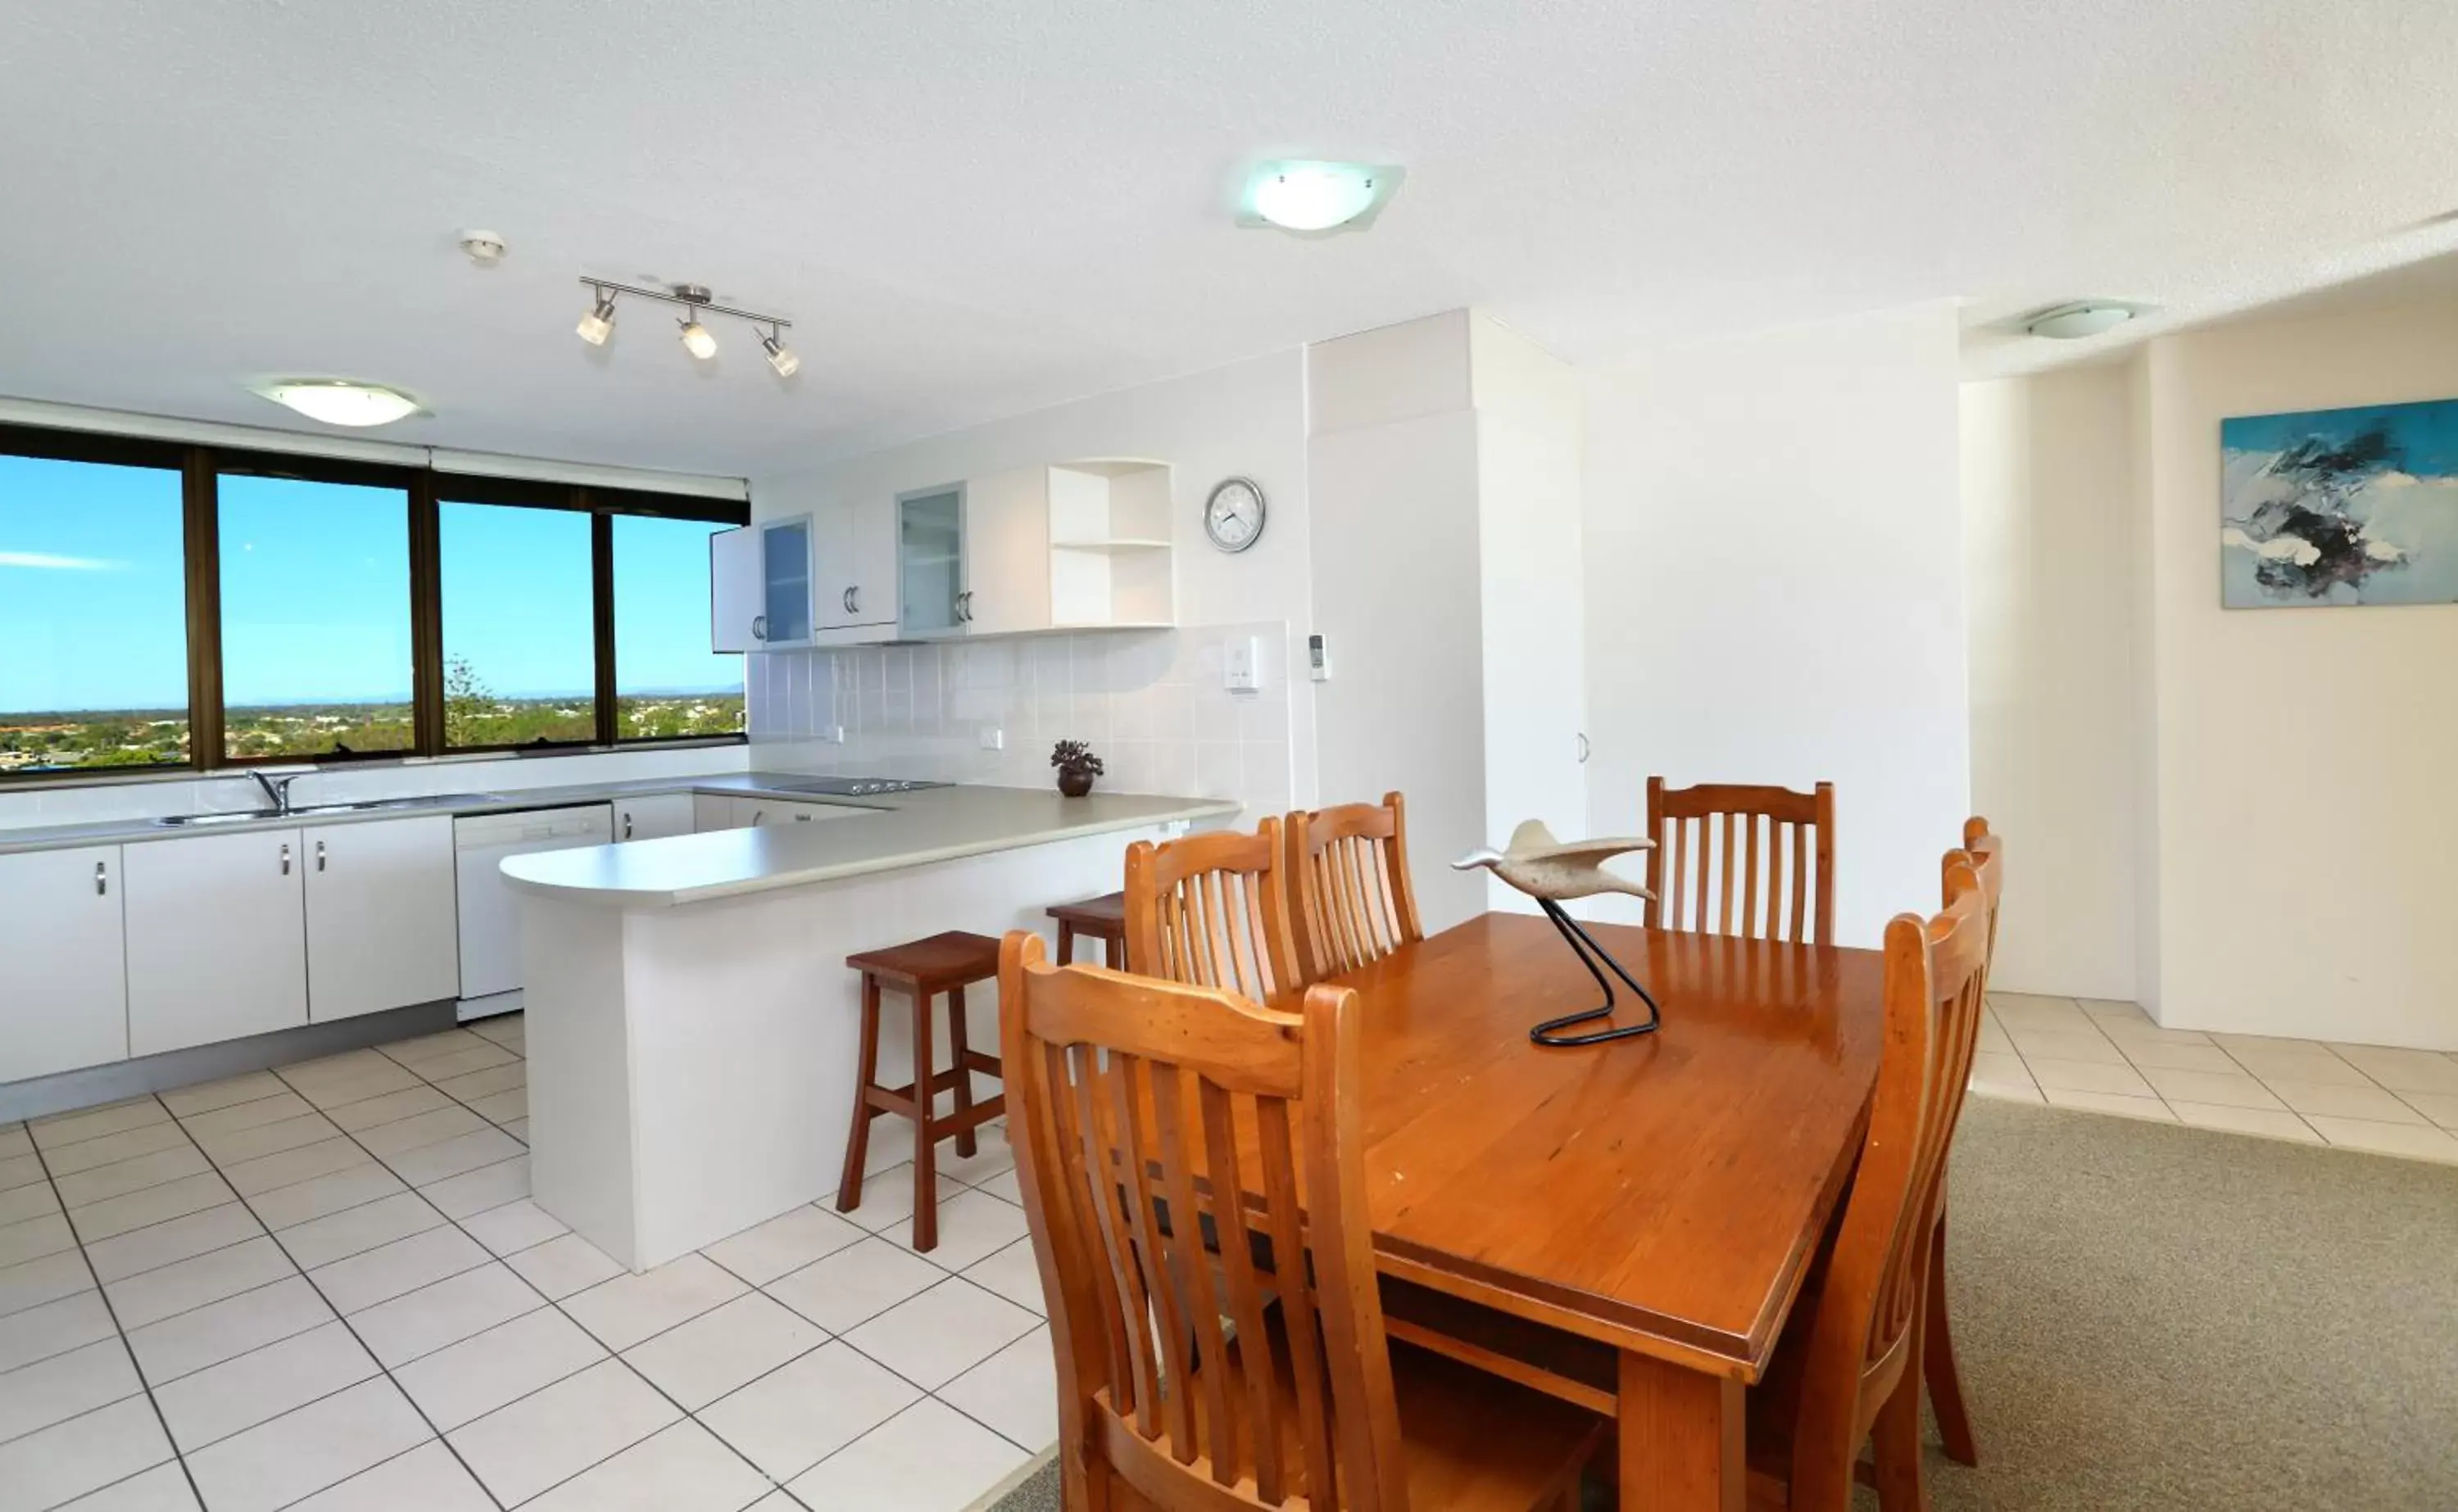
<box><xmin>249</xmin><ymin>770</ymin><xmax>303</xmax><ymax>816</ymax></box>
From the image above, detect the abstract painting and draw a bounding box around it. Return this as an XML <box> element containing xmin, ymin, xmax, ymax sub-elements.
<box><xmin>2221</xmin><ymin>398</ymin><xmax>2458</xmax><ymax>608</ymax></box>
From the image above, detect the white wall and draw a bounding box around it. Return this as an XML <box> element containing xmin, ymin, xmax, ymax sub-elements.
<box><xmin>1581</xmin><ymin>302</ymin><xmax>1969</xmax><ymax>948</ymax></box>
<box><xmin>751</xmin><ymin>351</ymin><xmax>1317</xmax><ymax>809</ymax></box>
<box><xmin>2136</xmin><ymin>301</ymin><xmax>2458</xmax><ymax>1048</ymax></box>
<box><xmin>1959</xmin><ymin>366</ymin><xmax>2139</xmax><ymax>998</ymax></box>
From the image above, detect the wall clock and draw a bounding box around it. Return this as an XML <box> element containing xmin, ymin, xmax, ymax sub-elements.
<box><xmin>1204</xmin><ymin>477</ymin><xmax>1266</xmax><ymax>553</ymax></box>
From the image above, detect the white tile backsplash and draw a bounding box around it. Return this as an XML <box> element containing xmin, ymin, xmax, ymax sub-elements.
<box><xmin>748</xmin><ymin>624</ymin><xmax>1293</xmax><ymax>820</ymax></box>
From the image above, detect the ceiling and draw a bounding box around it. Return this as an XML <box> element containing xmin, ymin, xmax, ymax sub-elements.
<box><xmin>5</xmin><ymin>1</ymin><xmax>2457</xmax><ymax>477</ymax></box>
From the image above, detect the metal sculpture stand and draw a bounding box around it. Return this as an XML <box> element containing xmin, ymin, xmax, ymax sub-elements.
<box><xmin>1529</xmin><ymin>898</ymin><xmax>1662</xmax><ymax>1047</ymax></box>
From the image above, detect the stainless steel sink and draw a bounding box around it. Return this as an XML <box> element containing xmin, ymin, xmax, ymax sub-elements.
<box><xmin>152</xmin><ymin>811</ymin><xmax>280</xmax><ymax>827</ymax></box>
<box><xmin>154</xmin><ymin>794</ymin><xmax>509</xmax><ymax>827</ymax></box>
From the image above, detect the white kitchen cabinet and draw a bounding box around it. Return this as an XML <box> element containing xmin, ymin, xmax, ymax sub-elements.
<box><xmin>960</xmin><ymin>465</ymin><xmax>1053</xmax><ymax>636</ymax></box>
<box><xmin>125</xmin><ymin>828</ymin><xmax>307</xmax><ymax>1057</ymax></box>
<box><xmin>306</xmin><ymin>816</ymin><xmax>459</xmax><ymax>1022</ymax></box>
<box><xmin>0</xmin><ymin>845</ymin><xmax>129</xmax><ymax>1082</ymax></box>
<box><xmin>759</xmin><ymin>515</ymin><xmax>815</xmax><ymax>647</ymax></box>
<box><xmin>614</xmin><ymin>793</ymin><xmax>697</xmax><ymax>842</ymax></box>
<box><xmin>710</xmin><ymin>525</ymin><xmax>761</xmax><ymax>653</ymax></box>
<box><xmin>814</xmin><ymin>496</ymin><xmax>900</xmax><ymax>635</ymax></box>
<box><xmin>732</xmin><ymin>797</ymin><xmax>873</xmax><ymax>828</ymax></box>
<box><xmin>693</xmin><ymin>794</ymin><xmax>740</xmax><ymax>832</ymax></box>
<box><xmin>897</xmin><ymin>485</ymin><xmax>966</xmax><ymax>637</ymax></box>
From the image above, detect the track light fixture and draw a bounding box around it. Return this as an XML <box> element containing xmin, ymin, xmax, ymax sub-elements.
<box><xmin>573</xmin><ymin>278</ymin><xmax>796</xmax><ymax>380</ymax></box>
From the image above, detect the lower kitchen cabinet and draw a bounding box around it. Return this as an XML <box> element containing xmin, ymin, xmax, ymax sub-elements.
<box><xmin>614</xmin><ymin>793</ymin><xmax>697</xmax><ymax>842</ymax></box>
<box><xmin>125</xmin><ymin>827</ymin><xmax>308</xmax><ymax>1057</ymax></box>
<box><xmin>306</xmin><ymin>815</ymin><xmax>459</xmax><ymax>1021</ymax></box>
<box><xmin>693</xmin><ymin>793</ymin><xmax>738</xmax><ymax>832</ymax></box>
<box><xmin>734</xmin><ymin>797</ymin><xmax>873</xmax><ymax>827</ymax></box>
<box><xmin>0</xmin><ymin>845</ymin><xmax>129</xmax><ymax>1082</ymax></box>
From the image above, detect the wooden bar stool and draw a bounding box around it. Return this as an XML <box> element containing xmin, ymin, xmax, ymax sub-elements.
<box><xmin>836</xmin><ymin>930</ymin><xmax>1005</xmax><ymax>1252</ymax></box>
<box><xmin>1044</xmin><ymin>891</ymin><xmax>1125</xmax><ymax>967</ymax></box>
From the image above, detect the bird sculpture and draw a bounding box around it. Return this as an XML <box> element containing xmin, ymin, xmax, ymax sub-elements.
<box><xmin>1454</xmin><ymin>820</ymin><xmax>1665</xmax><ymax>1046</ymax></box>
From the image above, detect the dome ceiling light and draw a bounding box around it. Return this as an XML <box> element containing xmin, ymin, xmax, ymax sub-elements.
<box><xmin>574</xmin><ymin>278</ymin><xmax>799</xmax><ymax>380</ymax></box>
<box><xmin>1239</xmin><ymin>160</ymin><xmax>1406</xmax><ymax>235</ymax></box>
<box><xmin>254</xmin><ymin>379</ymin><xmax>424</xmax><ymax>428</ymax></box>
<box><xmin>2025</xmin><ymin>301</ymin><xmax>2151</xmax><ymax>340</ymax></box>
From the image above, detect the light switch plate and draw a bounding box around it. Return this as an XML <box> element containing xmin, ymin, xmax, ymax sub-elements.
<box><xmin>822</xmin><ymin>724</ymin><xmax>846</xmax><ymax>744</ymax></box>
<box><xmin>1224</xmin><ymin>634</ymin><xmax>1263</xmax><ymax>693</ymax></box>
<box><xmin>979</xmin><ymin>727</ymin><xmax>1005</xmax><ymax>751</ymax></box>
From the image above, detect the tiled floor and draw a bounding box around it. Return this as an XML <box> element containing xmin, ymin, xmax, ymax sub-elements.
<box><xmin>1970</xmin><ymin>993</ymin><xmax>2458</xmax><ymax>1163</ymax></box>
<box><xmin>0</xmin><ymin>1016</ymin><xmax>1053</xmax><ymax>1512</ymax></box>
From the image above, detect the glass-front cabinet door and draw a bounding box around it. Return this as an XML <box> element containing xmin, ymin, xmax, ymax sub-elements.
<box><xmin>760</xmin><ymin>515</ymin><xmax>813</xmax><ymax>645</ymax></box>
<box><xmin>897</xmin><ymin>486</ymin><xmax>965</xmax><ymax>637</ymax></box>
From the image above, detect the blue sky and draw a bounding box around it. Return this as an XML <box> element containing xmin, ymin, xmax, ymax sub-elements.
<box><xmin>0</xmin><ymin>455</ymin><xmax>741</xmax><ymax>714</ymax></box>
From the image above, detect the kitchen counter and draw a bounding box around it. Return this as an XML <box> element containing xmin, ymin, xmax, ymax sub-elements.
<box><xmin>501</xmin><ymin>785</ymin><xmax>1241</xmax><ymax>908</ymax></box>
<box><xmin>0</xmin><ymin>770</ymin><xmax>907</xmax><ymax>856</ymax></box>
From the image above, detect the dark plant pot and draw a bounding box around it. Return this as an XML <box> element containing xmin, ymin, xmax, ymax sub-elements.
<box><xmin>1057</xmin><ymin>767</ymin><xmax>1095</xmax><ymax>799</ymax></box>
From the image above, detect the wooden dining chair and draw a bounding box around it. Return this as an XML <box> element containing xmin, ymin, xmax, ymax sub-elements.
<box><xmin>1644</xmin><ymin>776</ymin><xmax>1836</xmax><ymax>945</ymax></box>
<box><xmin>997</xmin><ymin>930</ymin><xmax>1607</xmax><ymax>1511</ymax></box>
<box><xmin>1922</xmin><ymin>817</ymin><xmax>2004</xmax><ymax>1471</ymax></box>
<box><xmin>1123</xmin><ymin>820</ymin><xmax>1304</xmax><ymax>1009</ymax></box>
<box><xmin>1741</xmin><ymin>856</ymin><xmax>1992</xmax><ymax>1511</ymax></box>
<box><xmin>1286</xmin><ymin>792</ymin><xmax>1423</xmax><ymax>985</ymax></box>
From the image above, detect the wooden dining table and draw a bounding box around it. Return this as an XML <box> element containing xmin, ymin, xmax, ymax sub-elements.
<box><xmin>1322</xmin><ymin>910</ymin><xmax>1886</xmax><ymax>1510</ymax></box>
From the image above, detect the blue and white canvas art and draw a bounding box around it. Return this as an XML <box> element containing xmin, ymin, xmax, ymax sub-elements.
<box><xmin>2221</xmin><ymin>398</ymin><xmax>2458</xmax><ymax>608</ymax></box>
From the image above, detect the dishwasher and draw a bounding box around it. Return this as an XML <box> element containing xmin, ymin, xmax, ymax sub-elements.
<box><xmin>455</xmin><ymin>804</ymin><xmax>614</xmax><ymax>1020</ymax></box>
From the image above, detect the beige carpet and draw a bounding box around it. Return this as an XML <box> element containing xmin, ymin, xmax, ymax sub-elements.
<box><xmin>995</xmin><ymin>1098</ymin><xmax>2458</xmax><ymax>1510</ymax></box>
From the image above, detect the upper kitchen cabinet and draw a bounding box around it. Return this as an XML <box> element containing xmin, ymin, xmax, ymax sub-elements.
<box><xmin>961</xmin><ymin>466</ymin><xmax>1054</xmax><ymax>635</ymax></box>
<box><xmin>814</xmin><ymin>495</ymin><xmax>899</xmax><ymax>638</ymax></box>
<box><xmin>758</xmin><ymin>514</ymin><xmax>815</xmax><ymax>647</ymax></box>
<box><xmin>887</xmin><ymin>459</ymin><xmax>1176</xmax><ymax>640</ymax></box>
<box><xmin>1044</xmin><ymin>458</ymin><xmax>1176</xmax><ymax>628</ymax></box>
<box><xmin>710</xmin><ymin>524</ymin><xmax>761</xmax><ymax>652</ymax></box>
<box><xmin>898</xmin><ymin>484</ymin><xmax>967</xmax><ymax>637</ymax></box>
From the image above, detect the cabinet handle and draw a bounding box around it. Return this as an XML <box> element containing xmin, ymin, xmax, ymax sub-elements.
<box><xmin>280</xmin><ymin>843</ymin><xmax>292</xmax><ymax>876</ymax></box>
<box><xmin>844</xmin><ymin>586</ymin><xmax>858</xmax><ymax>614</ymax></box>
<box><xmin>95</xmin><ymin>862</ymin><xmax>107</xmax><ymax>896</ymax></box>
<box><xmin>751</xmin><ymin>613</ymin><xmax>768</xmax><ymax>641</ymax></box>
<box><xmin>1576</xmin><ymin>732</ymin><xmax>1590</xmax><ymax>764</ymax></box>
<box><xmin>750</xmin><ymin>808</ymin><xmax>764</xmax><ymax>825</ymax></box>
<box><xmin>956</xmin><ymin>590</ymin><xmax>973</xmax><ymax>622</ymax></box>
<box><xmin>315</xmin><ymin>840</ymin><xmax>327</xmax><ymax>872</ymax></box>
<box><xmin>622</xmin><ymin>813</ymin><xmax>633</xmax><ymax>840</ymax></box>
<box><xmin>795</xmin><ymin>813</ymin><xmax>813</xmax><ymax>822</ymax></box>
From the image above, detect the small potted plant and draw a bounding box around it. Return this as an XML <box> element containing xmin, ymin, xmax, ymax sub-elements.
<box><xmin>1050</xmin><ymin>739</ymin><xmax>1104</xmax><ymax>798</ymax></box>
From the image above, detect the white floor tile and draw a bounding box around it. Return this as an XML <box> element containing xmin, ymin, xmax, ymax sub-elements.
<box><xmin>622</xmin><ymin>1292</ymin><xmax>828</xmax><ymax>1410</ymax></box>
<box><xmin>2002</xmin><ymin>1025</ymin><xmax>2127</xmax><ymax>1066</ymax></box>
<box><xmin>68</xmin><ymin>1173</ymin><xmax>238</xmax><ymax>1243</ymax></box>
<box><xmin>787</xmin><ymin>1397</ymin><xmax>1032</xmax><ymax>1511</ymax></box>
<box><xmin>189</xmin><ymin>1112</ymin><xmax>341</xmax><ymax>1170</ymax></box>
<box><xmin>2076</xmin><ymin>998</ymin><xmax>2151</xmax><ymax>1026</ymax></box>
<box><xmin>2225</xmin><ymin>1045</ymin><xmax>2374</xmax><ymax>1089</ymax></box>
<box><xmin>31</xmin><ymin>1100</ymin><xmax>170</xmax><ymax>1152</ymax></box>
<box><xmin>274</xmin><ymin>1193</ymin><xmax>446</xmax><ymax>1271</ymax></box>
<box><xmin>415</xmin><ymin>1156</ymin><xmax>529</xmax><ymax>1219</ymax></box>
<box><xmin>1966</xmin><ymin>1051</ymin><xmax>2037</xmax><ymax>1099</ymax></box>
<box><xmin>843</xmin><ymin>1276</ymin><xmax>1040</xmax><ymax>1390</ymax></box>
<box><xmin>0</xmin><ymin>1336</ymin><xmax>143</xmax><ymax>1443</ymax></box>
<box><xmin>2039</xmin><ymin>1087</ymin><xmax>2176</xmax><ymax>1121</ymax></box>
<box><xmin>564</xmin><ymin>1253</ymin><xmax>747</xmax><ymax>1351</ymax></box>
<box><xmin>504</xmin><ymin>1232</ymin><xmax>622</xmax><ymax>1300</ymax></box>
<box><xmin>0</xmin><ymin>1153</ymin><xmax>44</xmax><ymax>1194</ymax></box>
<box><xmin>347</xmin><ymin>1261</ymin><xmax>542</xmax><ymax>1368</ymax></box>
<box><xmin>84</xmin><ymin>1202</ymin><xmax>264</xmax><ymax>1285</ymax></box>
<box><xmin>842</xmin><ymin>1163</ymin><xmax>963</xmax><ymax>1238</ymax></box>
<box><xmin>283</xmin><ymin>1440</ymin><xmax>495</xmax><ymax>1511</ymax></box>
<box><xmin>242</xmin><ymin>1165</ymin><xmax>408</xmax><ymax>1232</ymax></box>
<box><xmin>2304</xmin><ymin>1116</ymin><xmax>2458</xmax><ymax>1163</ymax></box>
<box><xmin>0</xmin><ymin>1129</ymin><xmax>24</xmax><ymax>1161</ymax></box>
<box><xmin>458</xmin><ymin>1198</ymin><xmax>565</xmax><ymax>1257</ymax></box>
<box><xmin>2399</xmin><ymin>1089</ymin><xmax>2458</xmax><ymax>1129</ymax></box>
<box><xmin>971</xmin><ymin>1168</ymin><xmax>1023</xmax><ymax>1205</ymax></box>
<box><xmin>2169</xmin><ymin>1101</ymin><xmax>2324</xmax><ymax>1144</ymax></box>
<box><xmin>1987</xmin><ymin>992</ymin><xmax>2083</xmax><ymax>1023</ymax></box>
<box><xmin>284</xmin><ymin>1062</ymin><xmax>424</xmax><ymax>1111</ymax></box>
<box><xmin>446</xmin><ymin>1358</ymin><xmax>681</xmax><ymax>1506</ymax></box>
<box><xmin>0</xmin><ymin>1289</ymin><xmax>116</xmax><ymax>1374</ymax></box>
<box><xmin>701</xmin><ymin>1205</ymin><xmax>868</xmax><ymax>1287</ymax></box>
<box><xmin>2329</xmin><ymin>1046</ymin><xmax>2458</xmax><ymax>1094</ymax></box>
<box><xmin>2135</xmin><ymin>1066</ymin><xmax>2287</xmax><ymax>1111</ymax></box>
<box><xmin>522</xmin><ymin>1419</ymin><xmax>773</xmax><ymax>1512</ymax></box>
<box><xmin>309</xmin><ymin>1226</ymin><xmax>490</xmax><ymax>1315</ymax></box>
<box><xmin>0</xmin><ymin>1396</ymin><xmax>173</xmax><ymax>1512</ymax></box>
<box><xmin>401</xmin><ymin>1044</ymin><xmax>518</xmax><ymax>1084</ymax></box>
<box><xmin>766</xmin><ymin>1237</ymin><xmax>945</xmax><ymax>1333</ymax></box>
<box><xmin>124</xmin><ymin>1276</ymin><xmax>335</xmax><ymax>1386</ymax></box>
<box><xmin>859</xmin><ymin>1119</ymin><xmax>917</xmax><ymax>1177</ymax></box>
<box><xmin>960</xmin><ymin>1238</ymin><xmax>1045</xmax><ymax>1315</ymax></box>
<box><xmin>42</xmin><ymin>1122</ymin><xmax>191</xmax><ymax>1179</ymax></box>
<box><xmin>220</xmin><ymin>1139</ymin><xmax>373</xmax><ymax>1201</ymax></box>
<box><xmin>2107</xmin><ymin>1039</ymin><xmax>2239</xmax><ymax>1074</ymax></box>
<box><xmin>697</xmin><ymin>1340</ymin><xmax>921</xmax><ymax>1482</ymax></box>
<box><xmin>152</xmin><ymin>1320</ymin><xmax>377</xmax><ymax>1451</ymax></box>
<box><xmin>0</xmin><ymin>1212</ymin><xmax>78</xmax><ymax>1270</ymax></box>
<box><xmin>465</xmin><ymin>1016</ymin><xmax>526</xmax><ymax>1051</ymax></box>
<box><xmin>323</xmin><ymin>1087</ymin><xmax>456</xmax><ymax>1135</ymax></box>
<box><xmin>465</xmin><ymin>1088</ymin><xmax>528</xmax><ymax>1127</ymax></box>
<box><xmin>107</xmin><ymin>1237</ymin><xmax>296</xmax><ymax>1331</ymax></box>
<box><xmin>2259</xmin><ymin>1077</ymin><xmax>2427</xmax><ymax>1125</ymax></box>
<box><xmin>0</xmin><ymin>1182</ymin><xmax>59</xmax><ymax>1229</ymax></box>
<box><xmin>933</xmin><ymin>1125</ymin><xmax>1017</xmax><ymax>1189</ymax></box>
<box><xmin>55</xmin><ymin>1460</ymin><xmax>201</xmax><ymax>1510</ymax></box>
<box><xmin>351</xmin><ymin>1107</ymin><xmax>489</xmax><ymax>1161</ymax></box>
<box><xmin>179</xmin><ymin>1093</ymin><xmax>316</xmax><ymax>1143</ymax></box>
<box><xmin>2024</xmin><ymin>1057</ymin><xmax>2155</xmax><ymax>1097</ymax></box>
<box><xmin>888</xmin><ymin>1188</ymin><xmax>1032</xmax><ymax>1273</ymax></box>
<box><xmin>376</xmin><ymin>1030</ymin><xmax>498</xmax><ymax>1069</ymax></box>
<box><xmin>0</xmin><ymin>1250</ymin><xmax>93</xmax><ymax>1321</ymax></box>
<box><xmin>382</xmin><ymin>1129</ymin><xmax>523</xmax><ymax>1188</ymax></box>
<box><xmin>392</xmin><ymin>1305</ymin><xmax>606</xmax><ymax>1430</ymax></box>
<box><xmin>936</xmin><ymin>1326</ymin><xmax>1058</xmax><ymax>1451</ymax></box>
<box><xmin>161</xmin><ymin>1072</ymin><xmax>290</xmax><ymax>1120</ymax></box>
<box><xmin>182</xmin><ymin>1377</ymin><xmax>432</xmax><ymax>1512</ymax></box>
<box><xmin>501</xmin><ymin>1119</ymin><xmax>530</xmax><ymax>1144</ymax></box>
<box><xmin>428</xmin><ymin>1062</ymin><xmax>526</xmax><ymax>1103</ymax></box>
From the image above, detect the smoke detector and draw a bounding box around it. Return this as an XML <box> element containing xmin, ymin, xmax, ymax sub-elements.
<box><xmin>458</xmin><ymin>229</ymin><xmax>507</xmax><ymax>265</ymax></box>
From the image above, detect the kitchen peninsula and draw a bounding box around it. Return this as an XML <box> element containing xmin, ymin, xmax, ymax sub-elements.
<box><xmin>501</xmin><ymin>784</ymin><xmax>1238</xmax><ymax>1270</ymax></box>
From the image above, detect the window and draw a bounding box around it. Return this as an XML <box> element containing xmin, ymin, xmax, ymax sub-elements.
<box><xmin>0</xmin><ymin>452</ymin><xmax>190</xmax><ymax>772</ymax></box>
<box><xmin>439</xmin><ymin>500</ymin><xmax>596</xmax><ymax>748</ymax></box>
<box><xmin>217</xmin><ymin>472</ymin><xmax>415</xmax><ymax>759</ymax></box>
<box><xmin>613</xmin><ymin>514</ymin><xmax>746</xmax><ymax>739</ymax></box>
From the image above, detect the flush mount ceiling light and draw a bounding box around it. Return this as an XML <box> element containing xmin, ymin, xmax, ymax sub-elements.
<box><xmin>254</xmin><ymin>379</ymin><xmax>423</xmax><ymax>428</ymax></box>
<box><xmin>1240</xmin><ymin>160</ymin><xmax>1405</xmax><ymax>234</ymax></box>
<box><xmin>2025</xmin><ymin>301</ymin><xmax>2149</xmax><ymax>340</ymax></box>
<box><xmin>574</xmin><ymin>278</ymin><xmax>796</xmax><ymax>380</ymax></box>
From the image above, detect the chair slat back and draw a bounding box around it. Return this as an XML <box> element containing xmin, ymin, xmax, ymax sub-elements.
<box><xmin>1000</xmin><ymin>932</ymin><xmax>1408</xmax><ymax>1511</ymax></box>
<box><xmin>1787</xmin><ymin>868</ymin><xmax>1991</xmax><ymax>1482</ymax></box>
<box><xmin>1286</xmin><ymin>793</ymin><xmax>1422</xmax><ymax>985</ymax></box>
<box><xmin>1124</xmin><ymin>822</ymin><xmax>1304</xmax><ymax>1009</ymax></box>
<box><xmin>1952</xmin><ymin>817</ymin><xmax>2005</xmax><ymax>971</ymax></box>
<box><xmin>1643</xmin><ymin>777</ymin><xmax>1836</xmax><ymax>945</ymax></box>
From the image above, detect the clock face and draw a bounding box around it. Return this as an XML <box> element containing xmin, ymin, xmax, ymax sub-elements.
<box><xmin>1205</xmin><ymin>478</ymin><xmax>1265</xmax><ymax>553</ymax></box>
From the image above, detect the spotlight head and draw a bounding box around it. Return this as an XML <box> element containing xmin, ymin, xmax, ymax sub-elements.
<box><xmin>762</xmin><ymin>331</ymin><xmax>800</xmax><ymax>378</ymax></box>
<box><xmin>576</xmin><ymin>291</ymin><xmax>616</xmax><ymax>346</ymax></box>
<box><xmin>678</xmin><ymin>317</ymin><xmax>718</xmax><ymax>360</ymax></box>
